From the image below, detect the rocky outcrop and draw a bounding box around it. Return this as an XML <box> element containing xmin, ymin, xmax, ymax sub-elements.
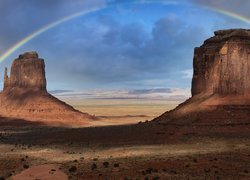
<box><xmin>0</xmin><ymin>52</ymin><xmax>94</xmax><ymax>126</ymax></box>
<box><xmin>4</xmin><ymin>52</ymin><xmax>46</xmax><ymax>91</ymax></box>
<box><xmin>192</xmin><ymin>29</ymin><xmax>250</xmax><ymax>96</ymax></box>
<box><xmin>154</xmin><ymin>29</ymin><xmax>250</xmax><ymax>124</ymax></box>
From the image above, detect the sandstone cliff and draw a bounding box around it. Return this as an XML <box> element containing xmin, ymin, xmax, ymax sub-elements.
<box><xmin>192</xmin><ymin>29</ymin><xmax>250</xmax><ymax>96</ymax></box>
<box><xmin>155</xmin><ymin>29</ymin><xmax>250</xmax><ymax>124</ymax></box>
<box><xmin>0</xmin><ymin>52</ymin><xmax>94</xmax><ymax>126</ymax></box>
<box><xmin>4</xmin><ymin>52</ymin><xmax>46</xmax><ymax>91</ymax></box>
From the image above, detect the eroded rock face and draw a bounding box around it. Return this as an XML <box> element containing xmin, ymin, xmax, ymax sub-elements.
<box><xmin>4</xmin><ymin>52</ymin><xmax>46</xmax><ymax>91</ymax></box>
<box><xmin>192</xmin><ymin>29</ymin><xmax>250</xmax><ymax>96</ymax></box>
<box><xmin>0</xmin><ymin>52</ymin><xmax>94</xmax><ymax>126</ymax></box>
<box><xmin>154</xmin><ymin>29</ymin><xmax>250</xmax><ymax>124</ymax></box>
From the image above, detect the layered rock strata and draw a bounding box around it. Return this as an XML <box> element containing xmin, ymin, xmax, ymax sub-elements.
<box><xmin>155</xmin><ymin>29</ymin><xmax>250</xmax><ymax>124</ymax></box>
<box><xmin>0</xmin><ymin>52</ymin><xmax>94</xmax><ymax>126</ymax></box>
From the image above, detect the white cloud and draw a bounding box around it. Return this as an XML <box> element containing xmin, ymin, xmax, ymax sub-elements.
<box><xmin>50</xmin><ymin>87</ymin><xmax>191</xmax><ymax>101</ymax></box>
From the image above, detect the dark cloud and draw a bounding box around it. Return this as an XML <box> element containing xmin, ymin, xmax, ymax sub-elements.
<box><xmin>0</xmin><ymin>0</ymin><xmax>105</xmax><ymax>51</ymax></box>
<box><xmin>1</xmin><ymin>0</ymin><xmax>248</xmax><ymax>90</ymax></box>
<box><xmin>40</xmin><ymin>12</ymin><xmax>207</xmax><ymax>89</ymax></box>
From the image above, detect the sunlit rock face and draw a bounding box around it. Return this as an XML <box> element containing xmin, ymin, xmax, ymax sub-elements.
<box><xmin>154</xmin><ymin>29</ymin><xmax>250</xmax><ymax>124</ymax></box>
<box><xmin>0</xmin><ymin>52</ymin><xmax>94</xmax><ymax>126</ymax></box>
<box><xmin>4</xmin><ymin>52</ymin><xmax>46</xmax><ymax>91</ymax></box>
<box><xmin>192</xmin><ymin>29</ymin><xmax>250</xmax><ymax>96</ymax></box>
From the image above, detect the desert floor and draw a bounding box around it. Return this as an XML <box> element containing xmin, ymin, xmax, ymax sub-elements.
<box><xmin>69</xmin><ymin>99</ymin><xmax>179</xmax><ymax>126</ymax></box>
<box><xmin>0</xmin><ymin>123</ymin><xmax>250</xmax><ymax>179</ymax></box>
<box><xmin>0</xmin><ymin>99</ymin><xmax>250</xmax><ymax>179</ymax></box>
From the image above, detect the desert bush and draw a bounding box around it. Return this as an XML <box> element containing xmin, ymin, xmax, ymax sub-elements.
<box><xmin>68</xmin><ymin>166</ymin><xmax>77</xmax><ymax>173</ymax></box>
<box><xmin>91</xmin><ymin>163</ymin><xmax>97</xmax><ymax>170</ymax></box>
<box><xmin>23</xmin><ymin>164</ymin><xmax>29</xmax><ymax>169</ymax></box>
<box><xmin>103</xmin><ymin>161</ymin><xmax>109</xmax><ymax>168</ymax></box>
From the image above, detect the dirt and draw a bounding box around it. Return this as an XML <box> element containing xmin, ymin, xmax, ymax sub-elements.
<box><xmin>11</xmin><ymin>164</ymin><xmax>67</xmax><ymax>180</ymax></box>
<box><xmin>0</xmin><ymin>120</ymin><xmax>250</xmax><ymax>179</ymax></box>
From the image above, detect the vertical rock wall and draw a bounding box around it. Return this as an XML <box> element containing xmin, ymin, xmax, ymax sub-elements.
<box><xmin>191</xmin><ymin>29</ymin><xmax>250</xmax><ymax>96</ymax></box>
<box><xmin>3</xmin><ymin>52</ymin><xmax>47</xmax><ymax>91</ymax></box>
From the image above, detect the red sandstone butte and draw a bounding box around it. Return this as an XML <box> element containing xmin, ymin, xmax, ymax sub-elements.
<box><xmin>155</xmin><ymin>29</ymin><xmax>250</xmax><ymax>124</ymax></box>
<box><xmin>0</xmin><ymin>52</ymin><xmax>94</xmax><ymax>126</ymax></box>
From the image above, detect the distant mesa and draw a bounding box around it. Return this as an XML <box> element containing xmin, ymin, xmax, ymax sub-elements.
<box><xmin>155</xmin><ymin>29</ymin><xmax>250</xmax><ymax>124</ymax></box>
<box><xmin>0</xmin><ymin>51</ymin><xmax>94</xmax><ymax>126</ymax></box>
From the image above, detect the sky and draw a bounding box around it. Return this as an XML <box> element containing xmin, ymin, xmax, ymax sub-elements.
<box><xmin>0</xmin><ymin>0</ymin><xmax>249</xmax><ymax>100</ymax></box>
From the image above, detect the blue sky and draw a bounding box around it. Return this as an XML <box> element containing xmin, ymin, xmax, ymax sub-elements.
<box><xmin>0</xmin><ymin>0</ymin><xmax>249</xmax><ymax>99</ymax></box>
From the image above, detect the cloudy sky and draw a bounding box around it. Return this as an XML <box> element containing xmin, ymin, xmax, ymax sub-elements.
<box><xmin>0</xmin><ymin>0</ymin><xmax>249</xmax><ymax>99</ymax></box>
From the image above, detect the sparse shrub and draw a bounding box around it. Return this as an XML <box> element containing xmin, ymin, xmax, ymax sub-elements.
<box><xmin>170</xmin><ymin>170</ymin><xmax>177</xmax><ymax>174</ymax></box>
<box><xmin>23</xmin><ymin>164</ymin><xmax>29</xmax><ymax>169</ymax></box>
<box><xmin>145</xmin><ymin>168</ymin><xmax>153</xmax><ymax>174</ymax></box>
<box><xmin>152</xmin><ymin>169</ymin><xmax>158</xmax><ymax>173</ymax></box>
<box><xmin>91</xmin><ymin>163</ymin><xmax>97</xmax><ymax>170</ymax></box>
<box><xmin>103</xmin><ymin>161</ymin><xmax>109</xmax><ymax>168</ymax></box>
<box><xmin>204</xmin><ymin>168</ymin><xmax>210</xmax><ymax>173</ymax></box>
<box><xmin>69</xmin><ymin>166</ymin><xmax>77</xmax><ymax>173</ymax></box>
<box><xmin>153</xmin><ymin>176</ymin><xmax>160</xmax><ymax>180</ymax></box>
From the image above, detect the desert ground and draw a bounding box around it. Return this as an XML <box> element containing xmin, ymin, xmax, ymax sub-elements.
<box><xmin>68</xmin><ymin>99</ymin><xmax>180</xmax><ymax>126</ymax></box>
<box><xmin>0</xmin><ymin>99</ymin><xmax>250</xmax><ymax>179</ymax></box>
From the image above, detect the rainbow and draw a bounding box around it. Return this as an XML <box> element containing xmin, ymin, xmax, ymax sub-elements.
<box><xmin>206</xmin><ymin>6</ymin><xmax>250</xmax><ymax>25</ymax></box>
<box><xmin>0</xmin><ymin>1</ymin><xmax>250</xmax><ymax>63</ymax></box>
<box><xmin>0</xmin><ymin>6</ymin><xmax>105</xmax><ymax>62</ymax></box>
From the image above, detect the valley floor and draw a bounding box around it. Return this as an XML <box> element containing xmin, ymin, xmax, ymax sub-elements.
<box><xmin>0</xmin><ymin>123</ymin><xmax>250</xmax><ymax>179</ymax></box>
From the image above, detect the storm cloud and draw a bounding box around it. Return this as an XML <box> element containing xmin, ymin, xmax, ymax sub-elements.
<box><xmin>0</xmin><ymin>0</ymin><xmax>249</xmax><ymax>91</ymax></box>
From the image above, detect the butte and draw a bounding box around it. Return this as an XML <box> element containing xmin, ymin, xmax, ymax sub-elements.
<box><xmin>155</xmin><ymin>29</ymin><xmax>250</xmax><ymax>124</ymax></box>
<box><xmin>0</xmin><ymin>52</ymin><xmax>94</xmax><ymax>126</ymax></box>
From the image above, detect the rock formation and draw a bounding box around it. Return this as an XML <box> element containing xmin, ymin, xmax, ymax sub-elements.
<box><xmin>155</xmin><ymin>29</ymin><xmax>250</xmax><ymax>124</ymax></box>
<box><xmin>0</xmin><ymin>52</ymin><xmax>94</xmax><ymax>126</ymax></box>
<box><xmin>192</xmin><ymin>29</ymin><xmax>250</xmax><ymax>96</ymax></box>
<box><xmin>3</xmin><ymin>52</ymin><xmax>46</xmax><ymax>91</ymax></box>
